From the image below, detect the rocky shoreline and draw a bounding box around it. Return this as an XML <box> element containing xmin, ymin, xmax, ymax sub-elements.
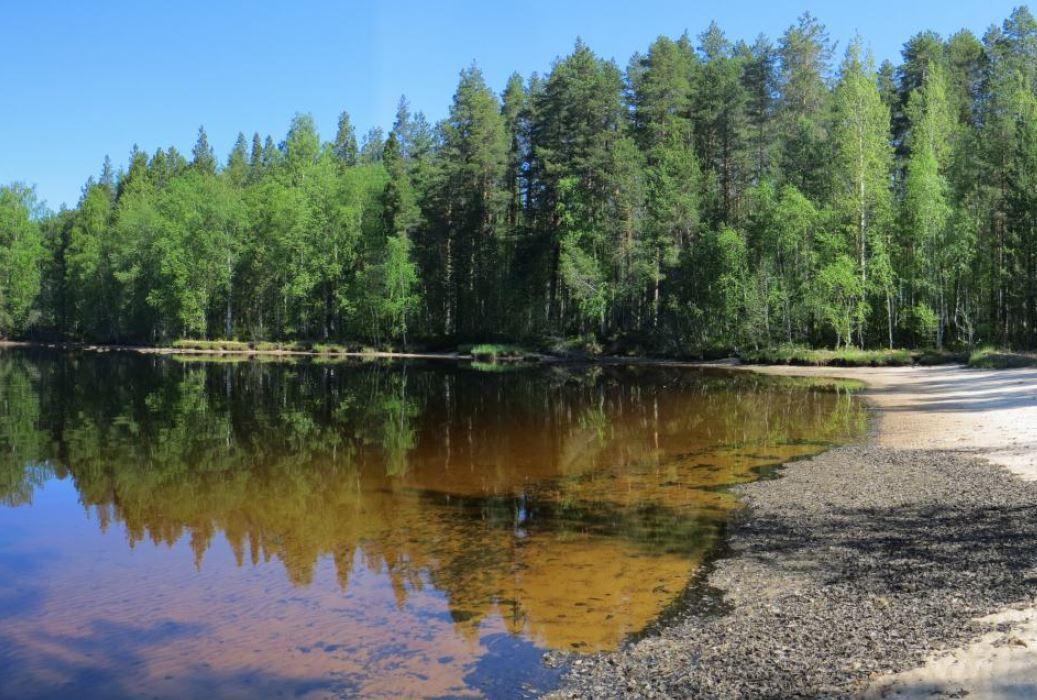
<box><xmin>550</xmin><ymin>442</ymin><xmax>1037</xmax><ymax>697</ymax></box>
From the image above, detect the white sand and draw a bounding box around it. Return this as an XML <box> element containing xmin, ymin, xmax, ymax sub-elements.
<box><xmin>748</xmin><ymin>364</ymin><xmax>1037</xmax><ymax>481</ymax></box>
<box><xmin>742</xmin><ymin>364</ymin><xmax>1037</xmax><ymax>698</ymax></box>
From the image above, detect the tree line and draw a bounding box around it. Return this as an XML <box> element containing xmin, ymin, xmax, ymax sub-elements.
<box><xmin>4</xmin><ymin>8</ymin><xmax>1037</xmax><ymax>351</ymax></box>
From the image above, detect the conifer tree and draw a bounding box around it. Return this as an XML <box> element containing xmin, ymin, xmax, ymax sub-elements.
<box><xmin>226</xmin><ymin>133</ymin><xmax>249</xmax><ymax>187</ymax></box>
<box><xmin>359</xmin><ymin>127</ymin><xmax>385</xmax><ymax>164</ymax></box>
<box><xmin>191</xmin><ymin>126</ymin><xmax>217</xmax><ymax>175</ymax></box>
<box><xmin>333</xmin><ymin>111</ymin><xmax>359</xmax><ymax>165</ymax></box>
<box><xmin>776</xmin><ymin>13</ymin><xmax>832</xmax><ymax>198</ymax></box>
<box><xmin>435</xmin><ymin>65</ymin><xmax>508</xmax><ymax>336</ymax></box>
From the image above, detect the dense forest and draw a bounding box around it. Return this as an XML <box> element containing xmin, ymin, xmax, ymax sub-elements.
<box><xmin>4</xmin><ymin>8</ymin><xmax>1037</xmax><ymax>352</ymax></box>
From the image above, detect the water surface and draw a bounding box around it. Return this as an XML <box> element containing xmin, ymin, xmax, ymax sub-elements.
<box><xmin>0</xmin><ymin>350</ymin><xmax>866</xmax><ymax>698</ymax></box>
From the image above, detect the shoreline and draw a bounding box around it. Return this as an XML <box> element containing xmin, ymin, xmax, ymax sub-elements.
<box><xmin>0</xmin><ymin>340</ymin><xmax>471</xmax><ymax>361</ymax></box>
<box><xmin>3</xmin><ymin>342</ymin><xmax>1035</xmax><ymax>695</ymax></box>
<box><xmin>553</xmin><ymin>364</ymin><xmax>1037</xmax><ymax>698</ymax></box>
<box><xmin>0</xmin><ymin>339</ymin><xmax>984</xmax><ymax>367</ymax></box>
<box><xmin>5</xmin><ymin>338</ymin><xmax>1034</xmax><ymax>372</ymax></box>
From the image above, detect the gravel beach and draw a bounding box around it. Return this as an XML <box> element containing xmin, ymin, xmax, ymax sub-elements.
<box><xmin>551</xmin><ymin>365</ymin><xmax>1037</xmax><ymax>698</ymax></box>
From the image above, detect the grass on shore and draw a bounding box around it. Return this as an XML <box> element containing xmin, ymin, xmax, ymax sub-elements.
<box><xmin>543</xmin><ymin>335</ymin><xmax>604</xmax><ymax>357</ymax></box>
<box><xmin>741</xmin><ymin>345</ymin><xmax>968</xmax><ymax>367</ymax></box>
<box><xmin>125</xmin><ymin>340</ymin><xmax>1037</xmax><ymax>371</ymax></box>
<box><xmin>172</xmin><ymin>339</ymin><xmax>544</xmax><ymax>362</ymax></box>
<box><xmin>463</xmin><ymin>343</ymin><xmax>534</xmax><ymax>362</ymax></box>
<box><xmin>170</xmin><ymin>339</ymin><xmax>403</xmax><ymax>355</ymax></box>
<box><xmin>967</xmin><ymin>347</ymin><xmax>1037</xmax><ymax>368</ymax></box>
<box><xmin>172</xmin><ymin>339</ymin><xmax>259</xmax><ymax>351</ymax></box>
<box><xmin>766</xmin><ymin>374</ymin><xmax>869</xmax><ymax>393</ymax></box>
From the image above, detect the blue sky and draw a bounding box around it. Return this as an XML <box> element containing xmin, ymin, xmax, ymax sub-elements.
<box><xmin>1</xmin><ymin>0</ymin><xmax>1025</xmax><ymax>210</ymax></box>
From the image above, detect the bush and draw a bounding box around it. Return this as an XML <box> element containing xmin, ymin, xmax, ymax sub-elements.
<box><xmin>968</xmin><ymin>348</ymin><xmax>1037</xmax><ymax>369</ymax></box>
<box><xmin>541</xmin><ymin>335</ymin><xmax>603</xmax><ymax>357</ymax></box>
<box><xmin>172</xmin><ymin>339</ymin><xmax>326</xmax><ymax>353</ymax></box>
<box><xmin>468</xmin><ymin>343</ymin><xmax>531</xmax><ymax>361</ymax></box>
<box><xmin>172</xmin><ymin>339</ymin><xmax>250</xmax><ymax>351</ymax></box>
<box><xmin>312</xmin><ymin>343</ymin><xmax>356</xmax><ymax>354</ymax></box>
<box><xmin>741</xmin><ymin>345</ymin><xmax>963</xmax><ymax>367</ymax></box>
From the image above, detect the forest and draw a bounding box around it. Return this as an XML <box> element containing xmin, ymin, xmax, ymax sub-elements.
<box><xmin>4</xmin><ymin>8</ymin><xmax>1037</xmax><ymax>353</ymax></box>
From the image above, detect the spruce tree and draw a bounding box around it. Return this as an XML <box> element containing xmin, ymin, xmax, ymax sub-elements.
<box><xmin>191</xmin><ymin>126</ymin><xmax>217</xmax><ymax>175</ymax></box>
<box><xmin>333</xmin><ymin>111</ymin><xmax>359</xmax><ymax>165</ymax></box>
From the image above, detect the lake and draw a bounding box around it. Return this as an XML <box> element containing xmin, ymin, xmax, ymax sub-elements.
<box><xmin>0</xmin><ymin>350</ymin><xmax>866</xmax><ymax>698</ymax></box>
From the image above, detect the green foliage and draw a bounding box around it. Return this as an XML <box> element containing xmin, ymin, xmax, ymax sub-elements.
<box><xmin>0</xmin><ymin>185</ymin><xmax>44</xmax><ymax>336</ymax></box>
<box><xmin>365</xmin><ymin>233</ymin><xmax>420</xmax><ymax>343</ymax></box>
<box><xmin>828</xmin><ymin>40</ymin><xmax>895</xmax><ymax>347</ymax></box>
<box><xmin>777</xmin><ymin>13</ymin><xmax>833</xmax><ymax>197</ymax></box>
<box><xmin>172</xmin><ymin>339</ymin><xmax>253</xmax><ymax>351</ymax></box>
<box><xmin>333</xmin><ymin>111</ymin><xmax>359</xmax><ymax>166</ymax></box>
<box><xmin>467</xmin><ymin>343</ymin><xmax>530</xmax><ymax>361</ymax></box>
<box><xmin>744</xmin><ymin>345</ymin><xmax>914</xmax><ymax>367</ymax></box>
<box><xmin>6</xmin><ymin>10</ymin><xmax>1037</xmax><ymax>355</ymax></box>
<box><xmin>145</xmin><ymin>171</ymin><xmax>245</xmax><ymax>338</ymax></box>
<box><xmin>811</xmin><ymin>255</ymin><xmax>866</xmax><ymax>348</ymax></box>
<box><xmin>901</xmin><ymin>63</ymin><xmax>957</xmax><ymax>347</ymax></box>
<box><xmin>968</xmin><ymin>347</ymin><xmax>1037</xmax><ymax>368</ymax></box>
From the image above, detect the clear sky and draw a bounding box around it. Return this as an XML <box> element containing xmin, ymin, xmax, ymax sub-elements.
<box><xmin>1</xmin><ymin>0</ymin><xmax>1025</xmax><ymax>210</ymax></box>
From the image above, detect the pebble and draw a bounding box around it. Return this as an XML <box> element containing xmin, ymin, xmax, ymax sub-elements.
<box><xmin>547</xmin><ymin>446</ymin><xmax>1037</xmax><ymax>698</ymax></box>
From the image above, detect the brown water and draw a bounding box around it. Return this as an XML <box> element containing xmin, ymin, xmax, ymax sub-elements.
<box><xmin>0</xmin><ymin>350</ymin><xmax>866</xmax><ymax>698</ymax></box>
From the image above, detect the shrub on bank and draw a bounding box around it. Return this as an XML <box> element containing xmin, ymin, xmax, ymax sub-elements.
<box><xmin>541</xmin><ymin>335</ymin><xmax>603</xmax><ymax>357</ymax></box>
<box><xmin>467</xmin><ymin>343</ymin><xmax>532</xmax><ymax>362</ymax></box>
<box><xmin>742</xmin><ymin>346</ymin><xmax>966</xmax><ymax>367</ymax></box>
<box><xmin>171</xmin><ymin>339</ymin><xmax>251</xmax><ymax>351</ymax></box>
<box><xmin>171</xmin><ymin>339</ymin><xmax>387</xmax><ymax>354</ymax></box>
<box><xmin>968</xmin><ymin>348</ymin><xmax>1037</xmax><ymax>368</ymax></box>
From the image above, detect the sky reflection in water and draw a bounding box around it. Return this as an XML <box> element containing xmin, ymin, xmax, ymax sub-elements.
<box><xmin>0</xmin><ymin>351</ymin><xmax>866</xmax><ymax>698</ymax></box>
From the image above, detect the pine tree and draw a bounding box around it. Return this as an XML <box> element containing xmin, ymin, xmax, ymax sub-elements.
<box><xmin>99</xmin><ymin>155</ymin><xmax>116</xmax><ymax>192</ymax></box>
<box><xmin>776</xmin><ymin>13</ymin><xmax>832</xmax><ymax>198</ymax></box>
<box><xmin>191</xmin><ymin>126</ymin><xmax>217</xmax><ymax>175</ymax></box>
<box><xmin>359</xmin><ymin>127</ymin><xmax>385</xmax><ymax>164</ymax></box>
<box><xmin>741</xmin><ymin>35</ymin><xmax>779</xmax><ymax>183</ymax></box>
<box><xmin>226</xmin><ymin>133</ymin><xmax>249</xmax><ymax>187</ymax></box>
<box><xmin>693</xmin><ymin>23</ymin><xmax>749</xmax><ymax>225</ymax></box>
<box><xmin>382</xmin><ymin>132</ymin><xmax>419</xmax><ymax>239</ymax></box>
<box><xmin>249</xmin><ymin>133</ymin><xmax>264</xmax><ymax>173</ymax></box>
<box><xmin>530</xmin><ymin>40</ymin><xmax>626</xmax><ymax>332</ymax></box>
<box><xmin>435</xmin><ymin>64</ymin><xmax>508</xmax><ymax>336</ymax></box>
<box><xmin>391</xmin><ymin>96</ymin><xmax>418</xmax><ymax>162</ymax></box>
<box><xmin>893</xmin><ymin>31</ymin><xmax>945</xmax><ymax>157</ymax></box>
<box><xmin>501</xmin><ymin>73</ymin><xmax>529</xmax><ymax>229</ymax></box>
<box><xmin>333</xmin><ymin>111</ymin><xmax>359</xmax><ymax>165</ymax></box>
<box><xmin>630</xmin><ymin>36</ymin><xmax>700</xmax><ymax>330</ymax></box>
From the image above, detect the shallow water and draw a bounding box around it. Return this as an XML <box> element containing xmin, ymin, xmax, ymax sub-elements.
<box><xmin>0</xmin><ymin>350</ymin><xmax>866</xmax><ymax>698</ymax></box>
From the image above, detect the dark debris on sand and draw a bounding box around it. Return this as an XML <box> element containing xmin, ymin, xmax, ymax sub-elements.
<box><xmin>550</xmin><ymin>445</ymin><xmax>1037</xmax><ymax>698</ymax></box>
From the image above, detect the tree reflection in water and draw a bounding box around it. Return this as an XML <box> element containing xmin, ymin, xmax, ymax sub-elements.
<box><xmin>0</xmin><ymin>350</ymin><xmax>866</xmax><ymax>696</ymax></box>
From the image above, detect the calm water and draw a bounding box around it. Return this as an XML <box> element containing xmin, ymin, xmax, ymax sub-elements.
<box><xmin>0</xmin><ymin>350</ymin><xmax>866</xmax><ymax>698</ymax></box>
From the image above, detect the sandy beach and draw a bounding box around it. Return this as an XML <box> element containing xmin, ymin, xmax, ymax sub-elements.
<box><xmin>755</xmin><ymin>365</ymin><xmax>1037</xmax><ymax>699</ymax></box>
<box><xmin>749</xmin><ymin>364</ymin><xmax>1037</xmax><ymax>482</ymax></box>
<box><xmin>555</xmin><ymin>363</ymin><xmax>1037</xmax><ymax>698</ymax></box>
